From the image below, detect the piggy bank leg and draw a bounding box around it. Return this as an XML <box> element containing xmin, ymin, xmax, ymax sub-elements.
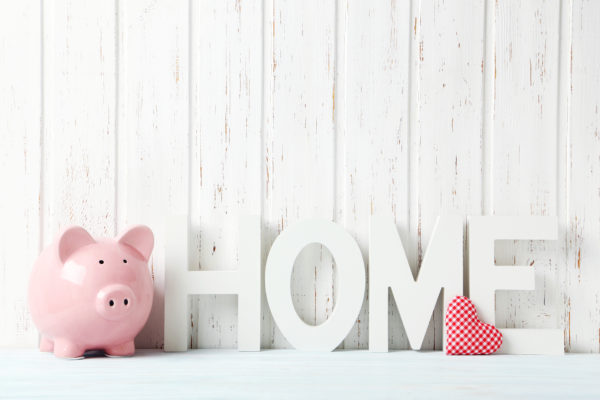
<box><xmin>105</xmin><ymin>340</ymin><xmax>135</xmax><ymax>357</ymax></box>
<box><xmin>39</xmin><ymin>336</ymin><xmax>54</xmax><ymax>352</ymax></box>
<box><xmin>53</xmin><ymin>338</ymin><xmax>85</xmax><ymax>359</ymax></box>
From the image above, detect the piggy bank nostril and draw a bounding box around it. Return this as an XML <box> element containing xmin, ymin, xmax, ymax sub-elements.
<box><xmin>95</xmin><ymin>284</ymin><xmax>138</xmax><ymax>321</ymax></box>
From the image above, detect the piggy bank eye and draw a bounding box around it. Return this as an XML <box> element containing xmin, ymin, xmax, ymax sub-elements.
<box><xmin>98</xmin><ymin>260</ymin><xmax>104</xmax><ymax>265</ymax></box>
<box><xmin>123</xmin><ymin>259</ymin><xmax>127</xmax><ymax>264</ymax></box>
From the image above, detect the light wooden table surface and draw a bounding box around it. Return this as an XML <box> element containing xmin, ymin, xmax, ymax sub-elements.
<box><xmin>1</xmin><ymin>349</ymin><xmax>598</xmax><ymax>399</ymax></box>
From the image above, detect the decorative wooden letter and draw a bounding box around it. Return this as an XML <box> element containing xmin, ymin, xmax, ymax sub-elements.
<box><xmin>265</xmin><ymin>219</ymin><xmax>365</xmax><ymax>351</ymax></box>
<box><xmin>468</xmin><ymin>216</ymin><xmax>563</xmax><ymax>355</ymax></box>
<box><xmin>369</xmin><ymin>215</ymin><xmax>463</xmax><ymax>352</ymax></box>
<box><xmin>164</xmin><ymin>215</ymin><xmax>261</xmax><ymax>351</ymax></box>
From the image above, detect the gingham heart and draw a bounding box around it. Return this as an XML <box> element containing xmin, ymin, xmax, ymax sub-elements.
<box><xmin>445</xmin><ymin>295</ymin><xmax>502</xmax><ymax>355</ymax></box>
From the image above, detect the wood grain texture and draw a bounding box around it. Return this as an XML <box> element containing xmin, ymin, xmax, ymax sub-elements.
<box><xmin>566</xmin><ymin>0</ymin><xmax>600</xmax><ymax>352</ymax></box>
<box><xmin>2</xmin><ymin>0</ymin><xmax>600</xmax><ymax>352</ymax></box>
<box><xmin>414</xmin><ymin>0</ymin><xmax>485</xmax><ymax>349</ymax></box>
<box><xmin>189</xmin><ymin>0</ymin><xmax>262</xmax><ymax>349</ymax></box>
<box><xmin>263</xmin><ymin>0</ymin><xmax>337</xmax><ymax>348</ymax></box>
<box><xmin>118</xmin><ymin>0</ymin><xmax>189</xmax><ymax>349</ymax></box>
<box><xmin>42</xmin><ymin>0</ymin><xmax>117</xmax><ymax>242</ymax></box>
<box><xmin>341</xmin><ymin>0</ymin><xmax>411</xmax><ymax>349</ymax></box>
<box><xmin>0</xmin><ymin>0</ymin><xmax>41</xmax><ymax>347</ymax></box>
<box><xmin>491</xmin><ymin>0</ymin><xmax>563</xmax><ymax>333</ymax></box>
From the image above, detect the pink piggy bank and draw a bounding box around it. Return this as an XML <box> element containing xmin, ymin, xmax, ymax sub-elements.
<box><xmin>28</xmin><ymin>225</ymin><xmax>154</xmax><ymax>358</ymax></box>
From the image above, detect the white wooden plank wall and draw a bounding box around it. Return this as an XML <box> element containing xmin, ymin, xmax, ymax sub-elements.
<box><xmin>342</xmin><ymin>0</ymin><xmax>412</xmax><ymax>349</ymax></box>
<box><xmin>117</xmin><ymin>0</ymin><xmax>190</xmax><ymax>349</ymax></box>
<box><xmin>0</xmin><ymin>0</ymin><xmax>41</xmax><ymax>347</ymax></box>
<box><xmin>491</xmin><ymin>0</ymin><xmax>563</xmax><ymax>336</ymax></box>
<box><xmin>189</xmin><ymin>0</ymin><xmax>262</xmax><ymax>348</ymax></box>
<box><xmin>1</xmin><ymin>0</ymin><xmax>599</xmax><ymax>352</ymax></box>
<box><xmin>567</xmin><ymin>0</ymin><xmax>600</xmax><ymax>352</ymax></box>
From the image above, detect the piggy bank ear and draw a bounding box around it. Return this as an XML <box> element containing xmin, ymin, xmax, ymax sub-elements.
<box><xmin>58</xmin><ymin>226</ymin><xmax>96</xmax><ymax>263</ymax></box>
<box><xmin>118</xmin><ymin>225</ymin><xmax>154</xmax><ymax>262</ymax></box>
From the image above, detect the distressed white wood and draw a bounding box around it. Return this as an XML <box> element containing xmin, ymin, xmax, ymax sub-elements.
<box><xmin>341</xmin><ymin>0</ymin><xmax>411</xmax><ymax>350</ymax></box>
<box><xmin>117</xmin><ymin>0</ymin><xmax>189</xmax><ymax>349</ymax></box>
<box><xmin>189</xmin><ymin>0</ymin><xmax>263</xmax><ymax>350</ymax></box>
<box><xmin>41</xmin><ymin>0</ymin><xmax>116</xmax><ymax>244</ymax></box>
<box><xmin>491</xmin><ymin>0</ymin><xmax>564</xmax><ymax>339</ymax></box>
<box><xmin>566</xmin><ymin>0</ymin><xmax>600</xmax><ymax>352</ymax></box>
<box><xmin>2</xmin><ymin>0</ymin><xmax>600</xmax><ymax>353</ymax></box>
<box><xmin>413</xmin><ymin>0</ymin><xmax>485</xmax><ymax>350</ymax></box>
<box><xmin>263</xmin><ymin>0</ymin><xmax>337</xmax><ymax>348</ymax></box>
<box><xmin>2</xmin><ymin>349</ymin><xmax>600</xmax><ymax>399</ymax></box>
<box><xmin>0</xmin><ymin>0</ymin><xmax>41</xmax><ymax>348</ymax></box>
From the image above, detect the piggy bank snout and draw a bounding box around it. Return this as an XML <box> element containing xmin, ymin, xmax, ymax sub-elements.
<box><xmin>95</xmin><ymin>284</ymin><xmax>136</xmax><ymax>321</ymax></box>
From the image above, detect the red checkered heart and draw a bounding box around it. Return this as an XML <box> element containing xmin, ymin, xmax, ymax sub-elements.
<box><xmin>445</xmin><ymin>295</ymin><xmax>502</xmax><ymax>355</ymax></box>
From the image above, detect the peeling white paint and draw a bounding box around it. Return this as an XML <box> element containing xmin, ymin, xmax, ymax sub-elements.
<box><xmin>1</xmin><ymin>0</ymin><xmax>599</xmax><ymax>352</ymax></box>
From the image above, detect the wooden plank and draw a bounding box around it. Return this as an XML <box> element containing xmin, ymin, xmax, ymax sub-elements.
<box><xmin>3</xmin><ymin>349</ymin><xmax>600</xmax><ymax>398</ymax></box>
<box><xmin>340</xmin><ymin>0</ymin><xmax>411</xmax><ymax>349</ymax></box>
<box><xmin>188</xmin><ymin>0</ymin><xmax>262</xmax><ymax>348</ymax></box>
<box><xmin>491</xmin><ymin>0</ymin><xmax>563</xmax><ymax>334</ymax></box>
<box><xmin>566</xmin><ymin>0</ymin><xmax>600</xmax><ymax>352</ymax></box>
<box><xmin>42</xmin><ymin>0</ymin><xmax>116</xmax><ymax>241</ymax></box>
<box><xmin>413</xmin><ymin>0</ymin><xmax>485</xmax><ymax>349</ymax></box>
<box><xmin>263</xmin><ymin>0</ymin><xmax>337</xmax><ymax>347</ymax></box>
<box><xmin>0</xmin><ymin>0</ymin><xmax>41</xmax><ymax>347</ymax></box>
<box><xmin>117</xmin><ymin>0</ymin><xmax>189</xmax><ymax>349</ymax></box>
<box><xmin>2</xmin><ymin>0</ymin><xmax>600</xmax><ymax>354</ymax></box>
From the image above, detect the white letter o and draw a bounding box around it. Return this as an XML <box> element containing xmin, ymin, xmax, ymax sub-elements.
<box><xmin>265</xmin><ymin>219</ymin><xmax>365</xmax><ymax>351</ymax></box>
